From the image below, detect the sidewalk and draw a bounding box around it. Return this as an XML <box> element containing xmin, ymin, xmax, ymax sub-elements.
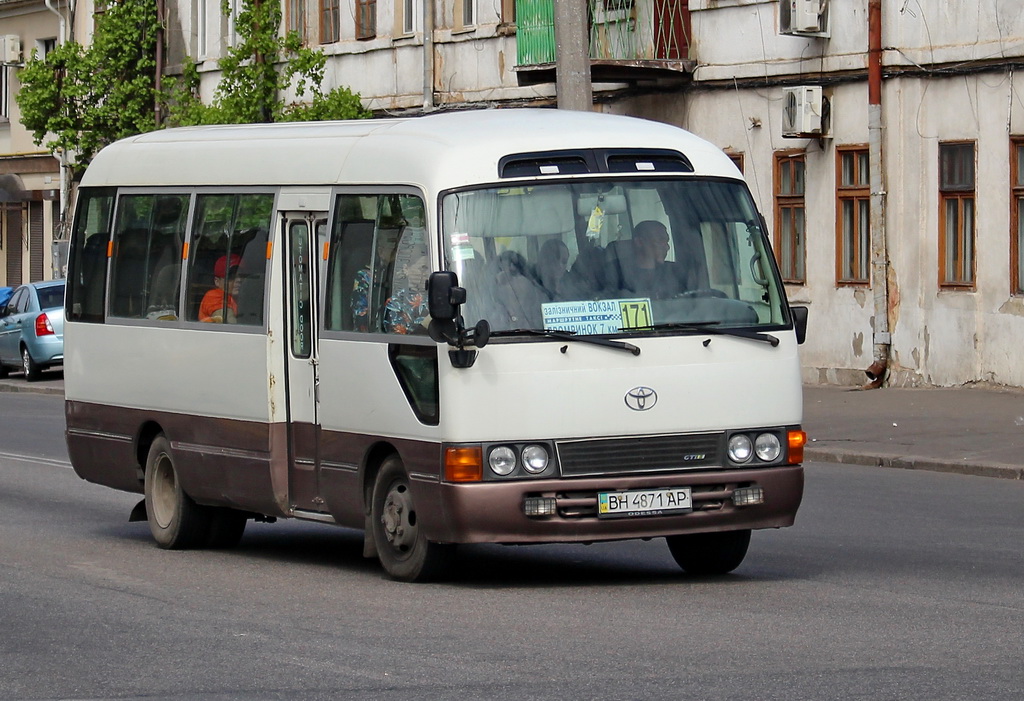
<box><xmin>803</xmin><ymin>384</ymin><xmax>1024</xmax><ymax>480</ymax></box>
<box><xmin>3</xmin><ymin>374</ymin><xmax>1023</xmax><ymax>480</ymax></box>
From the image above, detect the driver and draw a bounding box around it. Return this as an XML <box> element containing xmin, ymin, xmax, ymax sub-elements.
<box><xmin>607</xmin><ymin>220</ymin><xmax>691</xmax><ymax>298</ymax></box>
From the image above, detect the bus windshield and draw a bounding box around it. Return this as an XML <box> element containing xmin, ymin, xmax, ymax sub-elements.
<box><xmin>441</xmin><ymin>178</ymin><xmax>788</xmax><ymax>337</ymax></box>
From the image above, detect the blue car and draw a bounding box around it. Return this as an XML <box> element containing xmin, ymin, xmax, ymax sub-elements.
<box><xmin>0</xmin><ymin>280</ymin><xmax>65</xmax><ymax>381</ymax></box>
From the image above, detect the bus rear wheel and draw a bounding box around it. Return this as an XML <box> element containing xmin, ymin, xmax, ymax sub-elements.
<box><xmin>370</xmin><ymin>456</ymin><xmax>453</xmax><ymax>582</ymax></box>
<box><xmin>144</xmin><ymin>435</ymin><xmax>211</xmax><ymax>549</ymax></box>
<box><xmin>666</xmin><ymin>529</ymin><xmax>751</xmax><ymax>575</ymax></box>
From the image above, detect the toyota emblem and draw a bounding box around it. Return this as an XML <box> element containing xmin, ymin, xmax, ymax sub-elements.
<box><xmin>624</xmin><ymin>386</ymin><xmax>657</xmax><ymax>411</ymax></box>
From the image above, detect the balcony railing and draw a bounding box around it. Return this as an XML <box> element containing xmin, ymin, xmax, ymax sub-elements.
<box><xmin>515</xmin><ymin>0</ymin><xmax>693</xmax><ymax>85</ymax></box>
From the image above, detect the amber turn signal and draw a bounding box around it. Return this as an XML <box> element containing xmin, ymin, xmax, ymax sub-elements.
<box><xmin>445</xmin><ymin>446</ymin><xmax>483</xmax><ymax>482</ymax></box>
<box><xmin>787</xmin><ymin>430</ymin><xmax>807</xmax><ymax>464</ymax></box>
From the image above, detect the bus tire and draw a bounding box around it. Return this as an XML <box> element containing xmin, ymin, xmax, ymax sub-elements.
<box><xmin>144</xmin><ymin>435</ymin><xmax>211</xmax><ymax>549</ymax></box>
<box><xmin>666</xmin><ymin>529</ymin><xmax>751</xmax><ymax>575</ymax></box>
<box><xmin>205</xmin><ymin>508</ymin><xmax>248</xmax><ymax>549</ymax></box>
<box><xmin>370</xmin><ymin>456</ymin><xmax>453</xmax><ymax>582</ymax></box>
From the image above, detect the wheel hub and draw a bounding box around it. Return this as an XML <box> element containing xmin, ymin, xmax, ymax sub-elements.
<box><xmin>380</xmin><ymin>484</ymin><xmax>415</xmax><ymax>553</ymax></box>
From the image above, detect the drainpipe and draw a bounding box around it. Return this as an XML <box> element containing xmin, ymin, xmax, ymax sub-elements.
<box><xmin>423</xmin><ymin>0</ymin><xmax>434</xmax><ymax>111</ymax></box>
<box><xmin>44</xmin><ymin>0</ymin><xmax>70</xmax><ymax>243</ymax></box>
<box><xmin>866</xmin><ymin>0</ymin><xmax>890</xmax><ymax>388</ymax></box>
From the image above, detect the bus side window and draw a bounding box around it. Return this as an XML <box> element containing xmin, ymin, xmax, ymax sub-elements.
<box><xmin>109</xmin><ymin>194</ymin><xmax>189</xmax><ymax>321</ymax></box>
<box><xmin>67</xmin><ymin>188</ymin><xmax>114</xmax><ymax>323</ymax></box>
<box><xmin>185</xmin><ymin>193</ymin><xmax>273</xmax><ymax>325</ymax></box>
<box><xmin>325</xmin><ymin>193</ymin><xmax>429</xmax><ymax>334</ymax></box>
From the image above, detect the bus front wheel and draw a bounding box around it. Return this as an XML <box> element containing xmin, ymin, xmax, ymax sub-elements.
<box><xmin>666</xmin><ymin>529</ymin><xmax>751</xmax><ymax>575</ymax></box>
<box><xmin>370</xmin><ymin>456</ymin><xmax>453</xmax><ymax>582</ymax></box>
<box><xmin>144</xmin><ymin>435</ymin><xmax>211</xmax><ymax>549</ymax></box>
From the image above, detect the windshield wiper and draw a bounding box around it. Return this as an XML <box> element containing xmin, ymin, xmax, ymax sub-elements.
<box><xmin>622</xmin><ymin>322</ymin><xmax>780</xmax><ymax>347</ymax></box>
<box><xmin>490</xmin><ymin>328</ymin><xmax>641</xmax><ymax>356</ymax></box>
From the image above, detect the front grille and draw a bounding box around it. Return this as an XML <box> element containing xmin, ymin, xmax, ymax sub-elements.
<box><xmin>557</xmin><ymin>433</ymin><xmax>722</xmax><ymax>477</ymax></box>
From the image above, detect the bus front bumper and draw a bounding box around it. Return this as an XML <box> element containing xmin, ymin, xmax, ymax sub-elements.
<box><xmin>428</xmin><ymin>465</ymin><xmax>804</xmax><ymax>545</ymax></box>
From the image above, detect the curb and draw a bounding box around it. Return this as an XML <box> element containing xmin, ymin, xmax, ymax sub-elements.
<box><xmin>805</xmin><ymin>447</ymin><xmax>1024</xmax><ymax>481</ymax></box>
<box><xmin>0</xmin><ymin>382</ymin><xmax>64</xmax><ymax>396</ymax></box>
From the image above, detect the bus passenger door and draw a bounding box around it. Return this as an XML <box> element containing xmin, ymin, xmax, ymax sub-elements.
<box><xmin>284</xmin><ymin>213</ymin><xmax>327</xmax><ymax>513</ymax></box>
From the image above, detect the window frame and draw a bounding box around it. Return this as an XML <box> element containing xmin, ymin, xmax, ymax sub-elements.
<box><xmin>1011</xmin><ymin>138</ymin><xmax>1024</xmax><ymax>295</ymax></box>
<box><xmin>835</xmin><ymin>145</ymin><xmax>870</xmax><ymax>286</ymax></box>
<box><xmin>320</xmin><ymin>0</ymin><xmax>341</xmax><ymax>44</ymax></box>
<box><xmin>773</xmin><ymin>151</ymin><xmax>807</xmax><ymax>285</ymax></box>
<box><xmin>286</xmin><ymin>0</ymin><xmax>307</xmax><ymax>42</ymax></box>
<box><xmin>356</xmin><ymin>0</ymin><xmax>376</xmax><ymax>39</ymax></box>
<box><xmin>938</xmin><ymin>141</ymin><xmax>976</xmax><ymax>290</ymax></box>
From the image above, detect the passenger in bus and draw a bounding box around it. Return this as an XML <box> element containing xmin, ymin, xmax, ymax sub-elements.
<box><xmin>352</xmin><ymin>253</ymin><xmax>431</xmax><ymax>334</ymax></box>
<box><xmin>606</xmin><ymin>220</ymin><xmax>691</xmax><ymax>299</ymax></box>
<box><xmin>199</xmin><ymin>254</ymin><xmax>242</xmax><ymax>323</ymax></box>
<box><xmin>536</xmin><ymin>239</ymin><xmax>570</xmax><ymax>300</ymax></box>
<box><xmin>492</xmin><ymin>250</ymin><xmax>546</xmax><ymax>328</ymax></box>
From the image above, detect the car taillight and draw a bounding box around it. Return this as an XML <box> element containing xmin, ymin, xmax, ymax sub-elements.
<box><xmin>34</xmin><ymin>314</ymin><xmax>54</xmax><ymax>337</ymax></box>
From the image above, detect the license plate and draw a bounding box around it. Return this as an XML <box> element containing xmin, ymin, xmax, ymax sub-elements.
<box><xmin>597</xmin><ymin>487</ymin><xmax>693</xmax><ymax>519</ymax></box>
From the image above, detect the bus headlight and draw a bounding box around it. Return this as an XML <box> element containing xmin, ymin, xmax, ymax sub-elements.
<box><xmin>727</xmin><ymin>434</ymin><xmax>753</xmax><ymax>463</ymax></box>
<box><xmin>754</xmin><ymin>433</ymin><xmax>782</xmax><ymax>462</ymax></box>
<box><xmin>521</xmin><ymin>445</ymin><xmax>549</xmax><ymax>474</ymax></box>
<box><xmin>488</xmin><ymin>446</ymin><xmax>517</xmax><ymax>476</ymax></box>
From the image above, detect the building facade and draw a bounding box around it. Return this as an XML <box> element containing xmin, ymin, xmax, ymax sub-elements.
<box><xmin>9</xmin><ymin>0</ymin><xmax>1023</xmax><ymax>387</ymax></box>
<box><xmin>0</xmin><ymin>0</ymin><xmax>62</xmax><ymax>286</ymax></box>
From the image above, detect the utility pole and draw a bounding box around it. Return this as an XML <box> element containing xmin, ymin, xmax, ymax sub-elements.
<box><xmin>554</xmin><ymin>0</ymin><xmax>593</xmax><ymax>111</ymax></box>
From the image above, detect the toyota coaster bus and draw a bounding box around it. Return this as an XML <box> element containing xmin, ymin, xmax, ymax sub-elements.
<box><xmin>64</xmin><ymin>109</ymin><xmax>808</xmax><ymax>582</ymax></box>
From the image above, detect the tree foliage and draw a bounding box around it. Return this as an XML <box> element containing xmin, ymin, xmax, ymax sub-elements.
<box><xmin>18</xmin><ymin>0</ymin><xmax>370</xmax><ymax>172</ymax></box>
<box><xmin>17</xmin><ymin>0</ymin><xmax>160</xmax><ymax>171</ymax></box>
<box><xmin>165</xmin><ymin>0</ymin><xmax>371</xmax><ymax>126</ymax></box>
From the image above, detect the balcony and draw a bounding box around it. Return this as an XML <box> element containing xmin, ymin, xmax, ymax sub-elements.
<box><xmin>515</xmin><ymin>0</ymin><xmax>694</xmax><ymax>87</ymax></box>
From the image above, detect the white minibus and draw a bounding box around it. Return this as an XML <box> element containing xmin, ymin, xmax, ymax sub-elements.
<box><xmin>64</xmin><ymin>109</ymin><xmax>808</xmax><ymax>581</ymax></box>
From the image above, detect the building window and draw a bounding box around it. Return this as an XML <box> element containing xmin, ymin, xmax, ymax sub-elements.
<box><xmin>500</xmin><ymin>0</ymin><xmax>515</xmax><ymax>24</ymax></box>
<box><xmin>356</xmin><ymin>0</ymin><xmax>376</xmax><ymax>39</ymax></box>
<box><xmin>197</xmin><ymin>0</ymin><xmax>208</xmax><ymax>58</ymax></box>
<box><xmin>1012</xmin><ymin>139</ymin><xmax>1024</xmax><ymax>294</ymax></box>
<box><xmin>286</xmin><ymin>0</ymin><xmax>307</xmax><ymax>42</ymax></box>
<box><xmin>401</xmin><ymin>0</ymin><xmax>420</xmax><ymax>34</ymax></box>
<box><xmin>837</xmin><ymin>147</ymin><xmax>870</xmax><ymax>285</ymax></box>
<box><xmin>320</xmin><ymin>0</ymin><xmax>340</xmax><ymax>43</ymax></box>
<box><xmin>462</xmin><ymin>0</ymin><xmax>476</xmax><ymax>27</ymax></box>
<box><xmin>0</xmin><ymin>66</ymin><xmax>9</xmax><ymax>120</ymax></box>
<box><xmin>939</xmin><ymin>142</ymin><xmax>976</xmax><ymax>288</ymax></box>
<box><xmin>36</xmin><ymin>38</ymin><xmax>58</xmax><ymax>59</ymax></box>
<box><xmin>226</xmin><ymin>0</ymin><xmax>239</xmax><ymax>47</ymax></box>
<box><xmin>774</xmin><ymin>152</ymin><xmax>806</xmax><ymax>284</ymax></box>
<box><xmin>726</xmin><ymin>152</ymin><xmax>744</xmax><ymax>173</ymax></box>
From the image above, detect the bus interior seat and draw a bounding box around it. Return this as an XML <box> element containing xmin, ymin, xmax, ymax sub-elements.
<box><xmin>79</xmin><ymin>233</ymin><xmax>110</xmax><ymax>320</ymax></box>
<box><xmin>236</xmin><ymin>228</ymin><xmax>269</xmax><ymax>324</ymax></box>
<box><xmin>111</xmin><ymin>228</ymin><xmax>151</xmax><ymax>318</ymax></box>
<box><xmin>332</xmin><ymin>219</ymin><xmax>375</xmax><ymax>330</ymax></box>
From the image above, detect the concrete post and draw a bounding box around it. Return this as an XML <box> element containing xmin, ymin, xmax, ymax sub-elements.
<box><xmin>554</xmin><ymin>0</ymin><xmax>593</xmax><ymax>111</ymax></box>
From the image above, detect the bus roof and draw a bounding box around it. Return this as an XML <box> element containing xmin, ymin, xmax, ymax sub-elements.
<box><xmin>80</xmin><ymin>109</ymin><xmax>742</xmax><ymax>191</ymax></box>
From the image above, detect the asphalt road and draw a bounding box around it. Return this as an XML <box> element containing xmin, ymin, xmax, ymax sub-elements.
<box><xmin>1</xmin><ymin>393</ymin><xmax>1022</xmax><ymax>700</ymax></box>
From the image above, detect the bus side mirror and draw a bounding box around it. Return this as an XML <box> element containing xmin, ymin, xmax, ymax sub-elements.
<box><xmin>427</xmin><ymin>271</ymin><xmax>465</xmax><ymax>322</ymax></box>
<box><xmin>790</xmin><ymin>305</ymin><xmax>808</xmax><ymax>345</ymax></box>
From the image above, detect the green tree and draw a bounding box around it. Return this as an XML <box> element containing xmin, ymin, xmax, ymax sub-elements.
<box><xmin>164</xmin><ymin>0</ymin><xmax>371</xmax><ymax>126</ymax></box>
<box><xmin>17</xmin><ymin>0</ymin><xmax>160</xmax><ymax>172</ymax></box>
<box><xmin>18</xmin><ymin>0</ymin><xmax>370</xmax><ymax>173</ymax></box>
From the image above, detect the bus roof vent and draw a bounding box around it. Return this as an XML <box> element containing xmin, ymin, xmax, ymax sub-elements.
<box><xmin>499</xmin><ymin>152</ymin><xmax>593</xmax><ymax>178</ymax></box>
<box><xmin>605</xmin><ymin>150</ymin><xmax>693</xmax><ymax>174</ymax></box>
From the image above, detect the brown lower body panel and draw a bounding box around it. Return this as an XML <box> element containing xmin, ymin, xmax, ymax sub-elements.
<box><xmin>428</xmin><ymin>465</ymin><xmax>804</xmax><ymax>544</ymax></box>
<box><xmin>65</xmin><ymin>400</ymin><xmax>290</xmax><ymax>517</ymax></box>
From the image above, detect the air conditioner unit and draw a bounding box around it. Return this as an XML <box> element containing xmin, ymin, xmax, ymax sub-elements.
<box><xmin>782</xmin><ymin>86</ymin><xmax>823</xmax><ymax>137</ymax></box>
<box><xmin>0</xmin><ymin>35</ymin><xmax>21</xmax><ymax>64</ymax></box>
<box><xmin>781</xmin><ymin>0</ymin><xmax>829</xmax><ymax>37</ymax></box>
